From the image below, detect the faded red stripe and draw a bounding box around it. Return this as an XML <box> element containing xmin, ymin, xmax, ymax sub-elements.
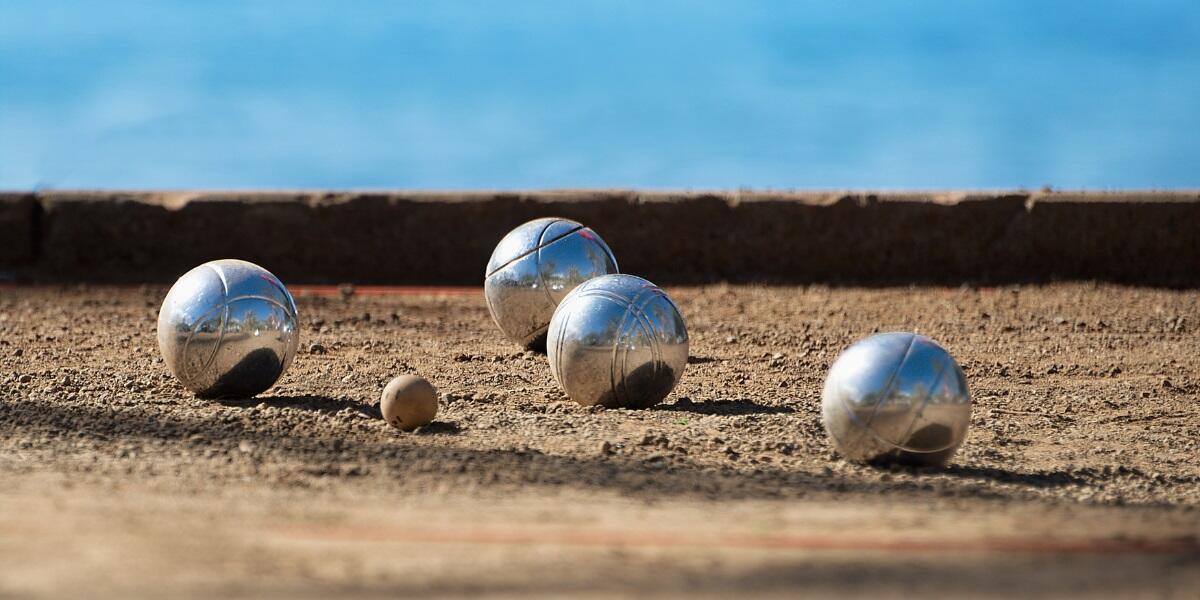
<box><xmin>289</xmin><ymin>285</ymin><xmax>479</xmax><ymax>297</ymax></box>
<box><xmin>0</xmin><ymin>283</ymin><xmax>481</xmax><ymax>297</ymax></box>
<box><xmin>272</xmin><ymin>525</ymin><xmax>1200</xmax><ymax>556</ymax></box>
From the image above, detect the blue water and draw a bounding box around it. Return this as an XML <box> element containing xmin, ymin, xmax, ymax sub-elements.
<box><xmin>1</xmin><ymin>1</ymin><xmax>1197</xmax><ymax>190</ymax></box>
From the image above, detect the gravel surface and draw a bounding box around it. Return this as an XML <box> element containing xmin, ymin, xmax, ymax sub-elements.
<box><xmin>0</xmin><ymin>284</ymin><xmax>1197</xmax><ymax>598</ymax></box>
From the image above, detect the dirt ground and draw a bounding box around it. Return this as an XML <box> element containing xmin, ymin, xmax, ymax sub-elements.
<box><xmin>1</xmin><ymin>283</ymin><xmax>1197</xmax><ymax>599</ymax></box>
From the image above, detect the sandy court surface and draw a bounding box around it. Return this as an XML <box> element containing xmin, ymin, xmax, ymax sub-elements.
<box><xmin>0</xmin><ymin>284</ymin><xmax>1197</xmax><ymax>598</ymax></box>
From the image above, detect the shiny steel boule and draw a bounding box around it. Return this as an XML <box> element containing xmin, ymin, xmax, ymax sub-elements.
<box><xmin>547</xmin><ymin>274</ymin><xmax>688</xmax><ymax>409</ymax></box>
<box><xmin>157</xmin><ymin>259</ymin><xmax>300</xmax><ymax>398</ymax></box>
<box><xmin>485</xmin><ymin>218</ymin><xmax>618</xmax><ymax>348</ymax></box>
<box><xmin>821</xmin><ymin>332</ymin><xmax>971</xmax><ymax>466</ymax></box>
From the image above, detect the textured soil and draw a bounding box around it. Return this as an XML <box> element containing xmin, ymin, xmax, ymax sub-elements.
<box><xmin>1</xmin><ymin>283</ymin><xmax>1198</xmax><ymax>599</ymax></box>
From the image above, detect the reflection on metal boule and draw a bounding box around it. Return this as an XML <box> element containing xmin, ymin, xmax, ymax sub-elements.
<box><xmin>547</xmin><ymin>274</ymin><xmax>688</xmax><ymax>409</ymax></box>
<box><xmin>484</xmin><ymin>218</ymin><xmax>618</xmax><ymax>349</ymax></box>
<box><xmin>821</xmin><ymin>332</ymin><xmax>971</xmax><ymax>466</ymax></box>
<box><xmin>157</xmin><ymin>259</ymin><xmax>300</xmax><ymax>398</ymax></box>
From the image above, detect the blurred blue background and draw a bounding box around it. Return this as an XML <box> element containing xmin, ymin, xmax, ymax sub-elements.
<box><xmin>1</xmin><ymin>1</ymin><xmax>1197</xmax><ymax>190</ymax></box>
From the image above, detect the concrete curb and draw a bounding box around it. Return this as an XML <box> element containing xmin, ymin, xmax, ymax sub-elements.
<box><xmin>2</xmin><ymin>190</ymin><xmax>1198</xmax><ymax>286</ymax></box>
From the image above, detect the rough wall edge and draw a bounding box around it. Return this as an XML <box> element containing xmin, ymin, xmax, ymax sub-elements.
<box><xmin>12</xmin><ymin>190</ymin><xmax>1200</xmax><ymax>286</ymax></box>
<box><xmin>22</xmin><ymin>188</ymin><xmax>1200</xmax><ymax>202</ymax></box>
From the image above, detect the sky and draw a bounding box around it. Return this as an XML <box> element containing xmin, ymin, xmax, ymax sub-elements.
<box><xmin>1</xmin><ymin>1</ymin><xmax>1198</xmax><ymax>190</ymax></box>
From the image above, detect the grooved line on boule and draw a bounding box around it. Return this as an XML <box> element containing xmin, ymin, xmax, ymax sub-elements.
<box><xmin>532</xmin><ymin>221</ymin><xmax>561</xmax><ymax>310</ymax></box>
<box><xmin>853</xmin><ymin>333</ymin><xmax>917</xmax><ymax>434</ymax></box>
<box><xmin>608</xmin><ymin>292</ymin><xmax>632</xmax><ymax>408</ymax></box>
<box><xmin>893</xmin><ymin>351</ymin><xmax>952</xmax><ymax>453</ymax></box>
<box><xmin>180</xmin><ymin>302</ymin><xmax>227</xmax><ymax>385</ymax></box>
<box><xmin>180</xmin><ymin>293</ymin><xmax>296</xmax><ymax>387</ymax></box>
<box><xmin>627</xmin><ymin>288</ymin><xmax>667</xmax><ymax>405</ymax></box>
<box><xmin>197</xmin><ymin>263</ymin><xmax>233</xmax><ymax>383</ymax></box>
<box><xmin>552</xmin><ymin>307</ymin><xmax>571</xmax><ymax>394</ymax></box>
<box><xmin>571</xmin><ymin>288</ymin><xmax>644</xmax><ymax>407</ymax></box>
<box><xmin>621</xmin><ymin>292</ymin><xmax>665</xmax><ymax>408</ymax></box>
<box><xmin>484</xmin><ymin>219</ymin><xmax>583</xmax><ymax>278</ymax></box>
<box><xmin>609</xmin><ymin>286</ymin><xmax>654</xmax><ymax>408</ymax></box>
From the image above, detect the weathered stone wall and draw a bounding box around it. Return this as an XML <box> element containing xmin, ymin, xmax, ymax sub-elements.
<box><xmin>2</xmin><ymin>190</ymin><xmax>1197</xmax><ymax>285</ymax></box>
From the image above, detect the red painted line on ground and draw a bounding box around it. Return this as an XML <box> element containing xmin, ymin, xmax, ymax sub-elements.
<box><xmin>289</xmin><ymin>285</ymin><xmax>480</xmax><ymax>297</ymax></box>
<box><xmin>0</xmin><ymin>283</ymin><xmax>481</xmax><ymax>297</ymax></box>
<box><xmin>272</xmin><ymin>525</ymin><xmax>1200</xmax><ymax>556</ymax></box>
